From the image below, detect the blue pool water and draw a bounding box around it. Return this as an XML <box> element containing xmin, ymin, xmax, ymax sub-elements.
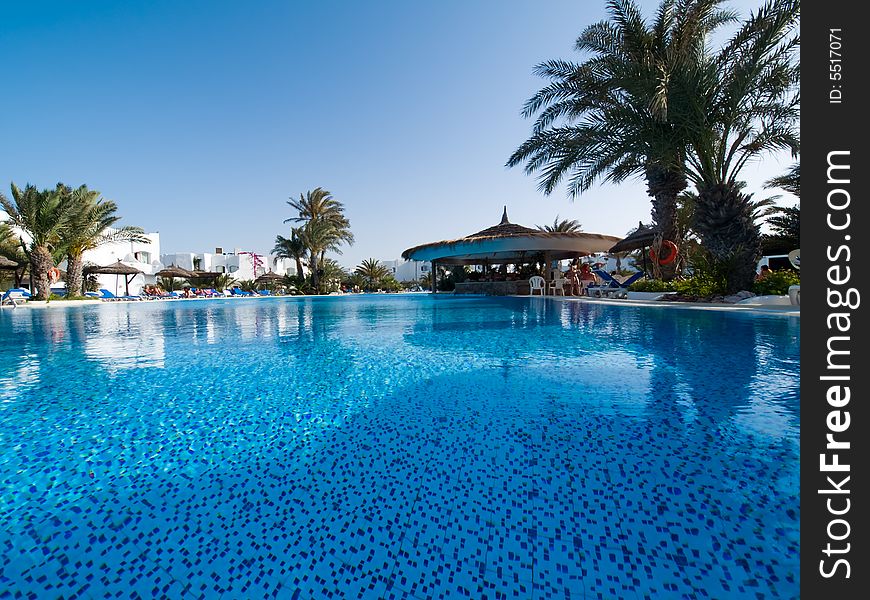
<box><xmin>1</xmin><ymin>295</ymin><xmax>799</xmax><ymax>599</ymax></box>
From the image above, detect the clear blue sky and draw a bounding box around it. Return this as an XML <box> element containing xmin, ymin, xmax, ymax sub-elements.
<box><xmin>1</xmin><ymin>0</ymin><xmax>797</xmax><ymax>269</ymax></box>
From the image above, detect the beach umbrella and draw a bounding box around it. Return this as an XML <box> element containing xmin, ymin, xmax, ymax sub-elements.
<box><xmin>0</xmin><ymin>256</ymin><xmax>18</xmax><ymax>269</ymax></box>
<box><xmin>608</xmin><ymin>222</ymin><xmax>656</xmax><ymax>274</ymax></box>
<box><xmin>84</xmin><ymin>260</ymin><xmax>143</xmax><ymax>296</ymax></box>
<box><xmin>155</xmin><ymin>265</ymin><xmax>194</xmax><ymax>278</ymax></box>
<box><xmin>254</xmin><ymin>271</ymin><xmax>284</xmax><ymax>284</ymax></box>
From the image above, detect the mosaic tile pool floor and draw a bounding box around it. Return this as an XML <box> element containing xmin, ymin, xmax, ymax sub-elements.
<box><xmin>0</xmin><ymin>295</ymin><xmax>800</xmax><ymax>599</ymax></box>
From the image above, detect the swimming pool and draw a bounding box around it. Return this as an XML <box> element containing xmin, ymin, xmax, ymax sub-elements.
<box><xmin>0</xmin><ymin>295</ymin><xmax>800</xmax><ymax>598</ymax></box>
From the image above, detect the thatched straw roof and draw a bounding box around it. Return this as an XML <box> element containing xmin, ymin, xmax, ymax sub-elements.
<box><xmin>608</xmin><ymin>222</ymin><xmax>656</xmax><ymax>253</ymax></box>
<box><xmin>254</xmin><ymin>271</ymin><xmax>284</xmax><ymax>283</ymax></box>
<box><xmin>155</xmin><ymin>265</ymin><xmax>194</xmax><ymax>278</ymax></box>
<box><xmin>402</xmin><ymin>207</ymin><xmax>622</xmax><ymax>264</ymax></box>
<box><xmin>0</xmin><ymin>255</ymin><xmax>19</xmax><ymax>269</ymax></box>
<box><xmin>84</xmin><ymin>260</ymin><xmax>143</xmax><ymax>276</ymax></box>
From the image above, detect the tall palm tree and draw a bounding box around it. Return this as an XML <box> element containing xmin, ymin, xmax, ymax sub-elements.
<box><xmin>764</xmin><ymin>163</ymin><xmax>800</xmax><ymax>199</ymax></box>
<box><xmin>355</xmin><ymin>258</ymin><xmax>390</xmax><ymax>290</ymax></box>
<box><xmin>298</xmin><ymin>218</ymin><xmax>348</xmax><ymax>293</ymax></box>
<box><xmin>284</xmin><ymin>187</ymin><xmax>355</xmax><ymax>249</ymax></box>
<box><xmin>683</xmin><ymin>0</ymin><xmax>799</xmax><ymax>292</ymax></box>
<box><xmin>60</xmin><ymin>185</ymin><xmax>147</xmax><ymax>296</ymax></box>
<box><xmin>536</xmin><ymin>216</ymin><xmax>583</xmax><ymax>233</ymax></box>
<box><xmin>1</xmin><ymin>183</ymin><xmax>75</xmax><ymax>299</ymax></box>
<box><xmin>272</xmin><ymin>228</ymin><xmax>307</xmax><ymax>278</ymax></box>
<box><xmin>762</xmin><ymin>164</ymin><xmax>799</xmax><ymax>252</ymax></box>
<box><xmin>508</xmin><ymin>0</ymin><xmax>735</xmax><ymax>280</ymax></box>
<box><xmin>285</xmin><ymin>188</ymin><xmax>354</xmax><ymax>293</ymax></box>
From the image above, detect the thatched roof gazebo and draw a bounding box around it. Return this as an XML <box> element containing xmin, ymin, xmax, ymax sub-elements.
<box><xmin>84</xmin><ymin>260</ymin><xmax>144</xmax><ymax>296</ymax></box>
<box><xmin>402</xmin><ymin>207</ymin><xmax>622</xmax><ymax>293</ymax></box>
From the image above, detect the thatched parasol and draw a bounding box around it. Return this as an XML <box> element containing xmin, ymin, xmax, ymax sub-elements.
<box><xmin>155</xmin><ymin>265</ymin><xmax>194</xmax><ymax>278</ymax></box>
<box><xmin>254</xmin><ymin>271</ymin><xmax>285</xmax><ymax>284</ymax></box>
<box><xmin>84</xmin><ymin>260</ymin><xmax>144</xmax><ymax>296</ymax></box>
<box><xmin>608</xmin><ymin>222</ymin><xmax>656</xmax><ymax>253</ymax></box>
<box><xmin>608</xmin><ymin>222</ymin><xmax>656</xmax><ymax>274</ymax></box>
<box><xmin>0</xmin><ymin>255</ymin><xmax>18</xmax><ymax>269</ymax></box>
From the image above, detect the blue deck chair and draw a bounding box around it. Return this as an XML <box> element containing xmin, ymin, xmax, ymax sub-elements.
<box><xmin>588</xmin><ymin>270</ymin><xmax>645</xmax><ymax>298</ymax></box>
<box><xmin>258</xmin><ymin>289</ymin><xmax>272</xmax><ymax>296</ymax></box>
<box><xmin>98</xmin><ymin>288</ymin><xmax>141</xmax><ymax>301</ymax></box>
<box><xmin>231</xmin><ymin>287</ymin><xmax>252</xmax><ymax>296</ymax></box>
<box><xmin>2</xmin><ymin>288</ymin><xmax>31</xmax><ymax>307</ymax></box>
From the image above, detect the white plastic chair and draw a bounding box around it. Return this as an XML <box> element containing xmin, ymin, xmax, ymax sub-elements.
<box><xmin>529</xmin><ymin>275</ymin><xmax>546</xmax><ymax>296</ymax></box>
<box><xmin>548</xmin><ymin>277</ymin><xmax>566</xmax><ymax>296</ymax></box>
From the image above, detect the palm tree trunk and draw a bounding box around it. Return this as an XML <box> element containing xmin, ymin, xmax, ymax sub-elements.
<box><xmin>309</xmin><ymin>248</ymin><xmax>320</xmax><ymax>293</ymax></box>
<box><xmin>66</xmin><ymin>253</ymin><xmax>84</xmax><ymax>297</ymax></box>
<box><xmin>645</xmin><ymin>164</ymin><xmax>687</xmax><ymax>281</ymax></box>
<box><xmin>294</xmin><ymin>257</ymin><xmax>305</xmax><ymax>279</ymax></box>
<box><xmin>693</xmin><ymin>182</ymin><xmax>763</xmax><ymax>294</ymax></box>
<box><xmin>31</xmin><ymin>245</ymin><xmax>54</xmax><ymax>300</ymax></box>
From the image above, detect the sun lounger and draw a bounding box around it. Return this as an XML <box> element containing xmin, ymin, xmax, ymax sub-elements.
<box><xmin>2</xmin><ymin>288</ymin><xmax>31</xmax><ymax>307</ymax></box>
<box><xmin>98</xmin><ymin>288</ymin><xmax>142</xmax><ymax>301</ymax></box>
<box><xmin>587</xmin><ymin>270</ymin><xmax>645</xmax><ymax>299</ymax></box>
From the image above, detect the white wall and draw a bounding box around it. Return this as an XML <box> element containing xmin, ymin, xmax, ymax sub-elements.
<box><xmin>83</xmin><ymin>231</ymin><xmax>162</xmax><ymax>296</ymax></box>
<box><xmin>160</xmin><ymin>250</ymin><xmax>297</xmax><ymax>282</ymax></box>
<box><xmin>382</xmin><ymin>259</ymin><xmax>429</xmax><ymax>282</ymax></box>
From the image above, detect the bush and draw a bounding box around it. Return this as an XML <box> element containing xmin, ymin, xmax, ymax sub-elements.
<box><xmin>628</xmin><ymin>279</ymin><xmax>676</xmax><ymax>292</ymax></box>
<box><xmin>752</xmin><ymin>270</ymin><xmax>800</xmax><ymax>296</ymax></box>
<box><xmin>673</xmin><ymin>272</ymin><xmax>728</xmax><ymax>297</ymax></box>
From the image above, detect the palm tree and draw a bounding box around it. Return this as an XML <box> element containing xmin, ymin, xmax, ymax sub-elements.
<box><xmin>355</xmin><ymin>258</ymin><xmax>391</xmax><ymax>291</ymax></box>
<box><xmin>60</xmin><ymin>185</ymin><xmax>147</xmax><ymax>296</ymax></box>
<box><xmin>213</xmin><ymin>273</ymin><xmax>237</xmax><ymax>293</ymax></box>
<box><xmin>1</xmin><ymin>223</ymin><xmax>27</xmax><ymax>288</ymax></box>
<box><xmin>298</xmin><ymin>218</ymin><xmax>348</xmax><ymax>293</ymax></box>
<box><xmin>536</xmin><ymin>216</ymin><xmax>583</xmax><ymax>233</ymax></box>
<box><xmin>284</xmin><ymin>188</ymin><xmax>354</xmax><ymax>293</ymax></box>
<box><xmin>508</xmin><ymin>0</ymin><xmax>735</xmax><ymax>280</ymax></box>
<box><xmin>1</xmin><ymin>183</ymin><xmax>75</xmax><ymax>299</ymax></box>
<box><xmin>319</xmin><ymin>258</ymin><xmax>348</xmax><ymax>293</ymax></box>
<box><xmin>762</xmin><ymin>165</ymin><xmax>800</xmax><ymax>252</ymax></box>
<box><xmin>272</xmin><ymin>229</ymin><xmax>307</xmax><ymax>278</ymax></box>
<box><xmin>765</xmin><ymin>163</ymin><xmax>800</xmax><ymax>199</ymax></box>
<box><xmin>682</xmin><ymin>0</ymin><xmax>799</xmax><ymax>292</ymax></box>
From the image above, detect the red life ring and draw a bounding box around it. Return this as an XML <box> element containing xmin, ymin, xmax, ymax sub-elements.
<box><xmin>649</xmin><ymin>240</ymin><xmax>678</xmax><ymax>265</ymax></box>
<box><xmin>48</xmin><ymin>267</ymin><xmax>61</xmax><ymax>283</ymax></box>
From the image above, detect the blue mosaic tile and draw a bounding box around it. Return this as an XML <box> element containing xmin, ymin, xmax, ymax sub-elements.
<box><xmin>0</xmin><ymin>296</ymin><xmax>800</xmax><ymax>598</ymax></box>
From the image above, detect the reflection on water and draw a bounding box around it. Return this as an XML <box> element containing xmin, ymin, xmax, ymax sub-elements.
<box><xmin>84</xmin><ymin>307</ymin><xmax>166</xmax><ymax>371</ymax></box>
<box><xmin>0</xmin><ymin>296</ymin><xmax>799</xmax><ymax>434</ymax></box>
<box><xmin>0</xmin><ymin>353</ymin><xmax>40</xmax><ymax>402</ymax></box>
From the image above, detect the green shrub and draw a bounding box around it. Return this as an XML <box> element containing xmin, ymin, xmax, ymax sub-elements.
<box><xmin>752</xmin><ymin>270</ymin><xmax>800</xmax><ymax>296</ymax></box>
<box><xmin>628</xmin><ymin>279</ymin><xmax>676</xmax><ymax>292</ymax></box>
<box><xmin>673</xmin><ymin>272</ymin><xmax>728</xmax><ymax>297</ymax></box>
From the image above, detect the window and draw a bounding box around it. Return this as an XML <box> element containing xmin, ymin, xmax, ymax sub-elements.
<box><xmin>134</xmin><ymin>251</ymin><xmax>151</xmax><ymax>264</ymax></box>
<box><xmin>421</xmin><ymin>265</ymin><xmax>429</xmax><ymax>272</ymax></box>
